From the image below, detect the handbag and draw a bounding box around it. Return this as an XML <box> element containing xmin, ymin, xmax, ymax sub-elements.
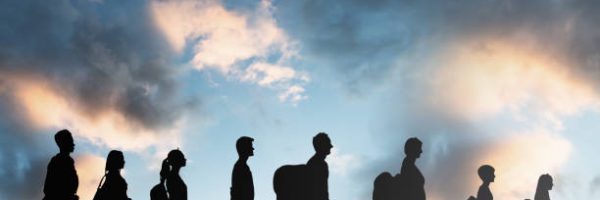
<box><xmin>93</xmin><ymin>173</ymin><xmax>107</xmax><ymax>200</ymax></box>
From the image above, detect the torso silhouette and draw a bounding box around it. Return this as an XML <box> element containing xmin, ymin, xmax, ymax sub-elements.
<box><xmin>43</xmin><ymin>153</ymin><xmax>79</xmax><ymax>200</ymax></box>
<box><xmin>534</xmin><ymin>190</ymin><xmax>549</xmax><ymax>200</ymax></box>
<box><xmin>400</xmin><ymin>157</ymin><xmax>425</xmax><ymax>200</ymax></box>
<box><xmin>167</xmin><ymin>172</ymin><xmax>187</xmax><ymax>200</ymax></box>
<box><xmin>150</xmin><ymin>182</ymin><xmax>169</xmax><ymax>200</ymax></box>
<box><xmin>102</xmin><ymin>171</ymin><xmax>130</xmax><ymax>200</ymax></box>
<box><xmin>476</xmin><ymin>184</ymin><xmax>492</xmax><ymax>200</ymax></box>
<box><xmin>231</xmin><ymin>160</ymin><xmax>254</xmax><ymax>200</ymax></box>
<box><xmin>306</xmin><ymin>154</ymin><xmax>329</xmax><ymax>200</ymax></box>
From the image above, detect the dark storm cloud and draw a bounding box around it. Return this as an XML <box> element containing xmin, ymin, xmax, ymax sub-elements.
<box><xmin>275</xmin><ymin>0</ymin><xmax>600</xmax><ymax>94</ymax></box>
<box><xmin>0</xmin><ymin>0</ymin><xmax>195</xmax><ymax>198</ymax></box>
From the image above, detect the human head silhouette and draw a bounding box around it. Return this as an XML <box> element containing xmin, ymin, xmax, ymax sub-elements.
<box><xmin>55</xmin><ymin>129</ymin><xmax>74</xmax><ymax>153</ymax></box>
<box><xmin>313</xmin><ymin>132</ymin><xmax>333</xmax><ymax>155</ymax></box>
<box><xmin>168</xmin><ymin>149</ymin><xmax>186</xmax><ymax>168</ymax></box>
<box><xmin>404</xmin><ymin>137</ymin><xmax>422</xmax><ymax>158</ymax></box>
<box><xmin>236</xmin><ymin>136</ymin><xmax>254</xmax><ymax>157</ymax></box>
<box><xmin>537</xmin><ymin>174</ymin><xmax>553</xmax><ymax>191</ymax></box>
<box><xmin>105</xmin><ymin>150</ymin><xmax>125</xmax><ymax>172</ymax></box>
<box><xmin>477</xmin><ymin>165</ymin><xmax>495</xmax><ymax>183</ymax></box>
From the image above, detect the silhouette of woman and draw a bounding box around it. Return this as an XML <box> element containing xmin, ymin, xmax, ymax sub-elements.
<box><xmin>100</xmin><ymin>150</ymin><xmax>131</xmax><ymax>200</ymax></box>
<box><xmin>400</xmin><ymin>137</ymin><xmax>425</xmax><ymax>200</ymax></box>
<box><xmin>166</xmin><ymin>149</ymin><xmax>187</xmax><ymax>200</ymax></box>
<box><xmin>534</xmin><ymin>174</ymin><xmax>553</xmax><ymax>200</ymax></box>
<box><xmin>150</xmin><ymin>159</ymin><xmax>170</xmax><ymax>200</ymax></box>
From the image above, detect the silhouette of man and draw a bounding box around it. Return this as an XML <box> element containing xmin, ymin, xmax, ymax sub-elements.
<box><xmin>400</xmin><ymin>137</ymin><xmax>425</xmax><ymax>200</ymax></box>
<box><xmin>43</xmin><ymin>129</ymin><xmax>79</xmax><ymax>200</ymax></box>
<box><xmin>468</xmin><ymin>165</ymin><xmax>495</xmax><ymax>200</ymax></box>
<box><xmin>306</xmin><ymin>132</ymin><xmax>333</xmax><ymax>200</ymax></box>
<box><xmin>231</xmin><ymin>136</ymin><xmax>255</xmax><ymax>200</ymax></box>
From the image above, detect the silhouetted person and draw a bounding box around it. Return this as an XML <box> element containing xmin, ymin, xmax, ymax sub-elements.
<box><xmin>231</xmin><ymin>136</ymin><xmax>255</xmax><ymax>200</ymax></box>
<box><xmin>399</xmin><ymin>137</ymin><xmax>425</xmax><ymax>200</ymax></box>
<box><xmin>43</xmin><ymin>129</ymin><xmax>79</xmax><ymax>200</ymax></box>
<box><xmin>468</xmin><ymin>165</ymin><xmax>495</xmax><ymax>200</ymax></box>
<box><xmin>534</xmin><ymin>174</ymin><xmax>553</xmax><ymax>200</ymax></box>
<box><xmin>99</xmin><ymin>150</ymin><xmax>130</xmax><ymax>200</ymax></box>
<box><xmin>150</xmin><ymin>159</ymin><xmax>170</xmax><ymax>200</ymax></box>
<box><xmin>166</xmin><ymin>149</ymin><xmax>187</xmax><ymax>200</ymax></box>
<box><xmin>373</xmin><ymin>172</ymin><xmax>394</xmax><ymax>200</ymax></box>
<box><xmin>306</xmin><ymin>132</ymin><xmax>333</xmax><ymax>200</ymax></box>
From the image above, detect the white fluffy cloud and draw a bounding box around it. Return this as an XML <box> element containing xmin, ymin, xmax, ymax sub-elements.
<box><xmin>151</xmin><ymin>0</ymin><xmax>309</xmax><ymax>104</ymax></box>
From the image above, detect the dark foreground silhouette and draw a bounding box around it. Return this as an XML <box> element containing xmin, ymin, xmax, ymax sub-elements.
<box><xmin>231</xmin><ymin>136</ymin><xmax>255</xmax><ymax>200</ymax></box>
<box><xmin>43</xmin><ymin>129</ymin><xmax>79</xmax><ymax>200</ymax></box>
<box><xmin>534</xmin><ymin>174</ymin><xmax>553</xmax><ymax>200</ymax></box>
<box><xmin>166</xmin><ymin>149</ymin><xmax>188</xmax><ymax>200</ymax></box>
<box><xmin>150</xmin><ymin>159</ymin><xmax>170</xmax><ymax>200</ymax></box>
<box><xmin>274</xmin><ymin>132</ymin><xmax>333</xmax><ymax>200</ymax></box>
<box><xmin>372</xmin><ymin>137</ymin><xmax>425</xmax><ymax>200</ymax></box>
<box><xmin>94</xmin><ymin>150</ymin><xmax>130</xmax><ymax>200</ymax></box>
<box><xmin>468</xmin><ymin>165</ymin><xmax>495</xmax><ymax>200</ymax></box>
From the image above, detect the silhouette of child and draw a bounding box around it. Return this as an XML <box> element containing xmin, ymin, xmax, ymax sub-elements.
<box><xmin>43</xmin><ymin>129</ymin><xmax>79</xmax><ymax>200</ymax></box>
<box><xmin>534</xmin><ymin>174</ymin><xmax>553</xmax><ymax>200</ymax></box>
<box><xmin>468</xmin><ymin>165</ymin><xmax>495</xmax><ymax>200</ymax></box>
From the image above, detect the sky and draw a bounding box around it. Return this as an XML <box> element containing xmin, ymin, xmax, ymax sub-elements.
<box><xmin>1</xmin><ymin>0</ymin><xmax>600</xmax><ymax>199</ymax></box>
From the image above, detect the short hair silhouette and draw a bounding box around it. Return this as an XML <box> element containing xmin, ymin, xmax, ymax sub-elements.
<box><xmin>477</xmin><ymin>165</ymin><xmax>495</xmax><ymax>181</ymax></box>
<box><xmin>236</xmin><ymin>136</ymin><xmax>254</xmax><ymax>156</ymax></box>
<box><xmin>105</xmin><ymin>150</ymin><xmax>124</xmax><ymax>171</ymax></box>
<box><xmin>404</xmin><ymin>137</ymin><xmax>422</xmax><ymax>157</ymax></box>
<box><xmin>534</xmin><ymin>174</ymin><xmax>553</xmax><ymax>200</ymax></box>
<box><xmin>313</xmin><ymin>132</ymin><xmax>332</xmax><ymax>153</ymax></box>
<box><xmin>55</xmin><ymin>129</ymin><xmax>75</xmax><ymax>152</ymax></box>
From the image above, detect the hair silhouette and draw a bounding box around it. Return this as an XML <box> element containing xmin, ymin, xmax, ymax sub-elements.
<box><xmin>534</xmin><ymin>174</ymin><xmax>553</xmax><ymax>200</ymax></box>
<box><xmin>96</xmin><ymin>150</ymin><xmax>130</xmax><ymax>200</ymax></box>
<box><xmin>166</xmin><ymin>149</ymin><xmax>187</xmax><ymax>200</ymax></box>
<box><xmin>399</xmin><ymin>137</ymin><xmax>426</xmax><ymax>200</ymax></box>
<box><xmin>150</xmin><ymin>158</ymin><xmax>170</xmax><ymax>200</ymax></box>
<box><xmin>468</xmin><ymin>165</ymin><xmax>495</xmax><ymax>200</ymax></box>
<box><xmin>274</xmin><ymin>132</ymin><xmax>333</xmax><ymax>200</ymax></box>
<box><xmin>231</xmin><ymin>136</ymin><xmax>255</xmax><ymax>200</ymax></box>
<box><xmin>43</xmin><ymin>129</ymin><xmax>79</xmax><ymax>200</ymax></box>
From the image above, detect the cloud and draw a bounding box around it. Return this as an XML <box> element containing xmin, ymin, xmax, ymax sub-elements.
<box><xmin>327</xmin><ymin>148</ymin><xmax>362</xmax><ymax>176</ymax></box>
<box><xmin>0</xmin><ymin>0</ymin><xmax>196</xmax><ymax>197</ymax></box>
<box><xmin>151</xmin><ymin>0</ymin><xmax>309</xmax><ymax>104</ymax></box>
<box><xmin>364</xmin><ymin>37</ymin><xmax>600</xmax><ymax>199</ymax></box>
<box><xmin>75</xmin><ymin>154</ymin><xmax>106</xmax><ymax>200</ymax></box>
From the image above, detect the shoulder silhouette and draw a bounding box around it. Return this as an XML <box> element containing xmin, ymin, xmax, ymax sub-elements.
<box><xmin>95</xmin><ymin>150</ymin><xmax>130</xmax><ymax>200</ymax></box>
<box><xmin>468</xmin><ymin>165</ymin><xmax>495</xmax><ymax>200</ymax></box>
<box><xmin>43</xmin><ymin>129</ymin><xmax>79</xmax><ymax>200</ymax></box>
<box><xmin>150</xmin><ymin>158</ymin><xmax>170</xmax><ymax>200</ymax></box>
<box><xmin>273</xmin><ymin>132</ymin><xmax>333</xmax><ymax>200</ymax></box>
<box><xmin>399</xmin><ymin>137</ymin><xmax>426</xmax><ymax>200</ymax></box>
<box><xmin>231</xmin><ymin>136</ymin><xmax>255</xmax><ymax>200</ymax></box>
<box><xmin>166</xmin><ymin>149</ymin><xmax>188</xmax><ymax>200</ymax></box>
<box><xmin>534</xmin><ymin>174</ymin><xmax>553</xmax><ymax>200</ymax></box>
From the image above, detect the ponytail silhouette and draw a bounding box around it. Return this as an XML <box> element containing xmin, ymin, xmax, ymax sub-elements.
<box><xmin>151</xmin><ymin>158</ymin><xmax>170</xmax><ymax>200</ymax></box>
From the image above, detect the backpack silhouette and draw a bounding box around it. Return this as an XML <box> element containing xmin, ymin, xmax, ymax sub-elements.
<box><xmin>273</xmin><ymin>165</ymin><xmax>309</xmax><ymax>200</ymax></box>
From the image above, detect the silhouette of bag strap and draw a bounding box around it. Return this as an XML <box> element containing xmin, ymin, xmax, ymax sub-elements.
<box><xmin>93</xmin><ymin>173</ymin><xmax>107</xmax><ymax>200</ymax></box>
